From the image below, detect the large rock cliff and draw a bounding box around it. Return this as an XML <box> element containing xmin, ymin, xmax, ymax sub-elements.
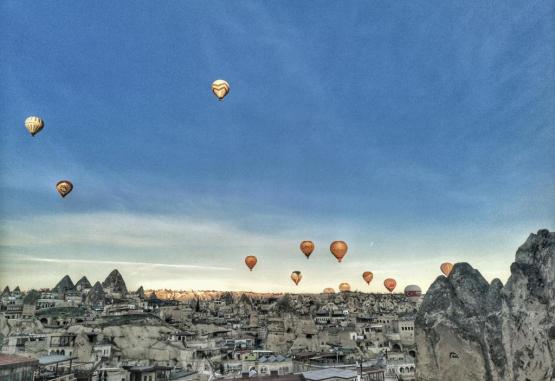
<box><xmin>415</xmin><ymin>229</ymin><xmax>554</xmax><ymax>380</ymax></box>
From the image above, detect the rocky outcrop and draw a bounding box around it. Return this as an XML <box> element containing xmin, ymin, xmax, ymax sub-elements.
<box><xmin>2</xmin><ymin>286</ymin><xmax>10</xmax><ymax>296</ymax></box>
<box><xmin>136</xmin><ymin>286</ymin><xmax>145</xmax><ymax>299</ymax></box>
<box><xmin>53</xmin><ymin>275</ymin><xmax>75</xmax><ymax>293</ymax></box>
<box><xmin>86</xmin><ymin>281</ymin><xmax>106</xmax><ymax>305</ymax></box>
<box><xmin>23</xmin><ymin>290</ymin><xmax>41</xmax><ymax>305</ymax></box>
<box><xmin>415</xmin><ymin>229</ymin><xmax>554</xmax><ymax>381</ymax></box>
<box><xmin>75</xmin><ymin>276</ymin><xmax>92</xmax><ymax>291</ymax></box>
<box><xmin>102</xmin><ymin>269</ymin><xmax>128</xmax><ymax>296</ymax></box>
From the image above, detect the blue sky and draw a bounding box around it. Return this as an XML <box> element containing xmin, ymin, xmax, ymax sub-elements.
<box><xmin>1</xmin><ymin>1</ymin><xmax>553</xmax><ymax>293</ymax></box>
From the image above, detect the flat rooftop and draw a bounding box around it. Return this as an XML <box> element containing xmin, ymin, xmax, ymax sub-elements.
<box><xmin>0</xmin><ymin>354</ymin><xmax>39</xmax><ymax>368</ymax></box>
<box><xmin>301</xmin><ymin>368</ymin><xmax>357</xmax><ymax>381</ymax></box>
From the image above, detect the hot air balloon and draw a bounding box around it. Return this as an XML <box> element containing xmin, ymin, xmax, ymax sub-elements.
<box><xmin>212</xmin><ymin>80</ymin><xmax>230</xmax><ymax>100</ymax></box>
<box><xmin>323</xmin><ymin>288</ymin><xmax>335</xmax><ymax>294</ymax></box>
<box><xmin>291</xmin><ymin>271</ymin><xmax>302</xmax><ymax>286</ymax></box>
<box><xmin>404</xmin><ymin>285</ymin><xmax>422</xmax><ymax>303</ymax></box>
<box><xmin>300</xmin><ymin>241</ymin><xmax>315</xmax><ymax>259</ymax></box>
<box><xmin>24</xmin><ymin>116</ymin><xmax>44</xmax><ymax>136</ymax></box>
<box><xmin>362</xmin><ymin>271</ymin><xmax>373</xmax><ymax>285</ymax></box>
<box><xmin>383</xmin><ymin>278</ymin><xmax>396</xmax><ymax>293</ymax></box>
<box><xmin>338</xmin><ymin>282</ymin><xmax>351</xmax><ymax>292</ymax></box>
<box><xmin>245</xmin><ymin>256</ymin><xmax>257</xmax><ymax>271</ymax></box>
<box><xmin>330</xmin><ymin>241</ymin><xmax>348</xmax><ymax>262</ymax></box>
<box><xmin>441</xmin><ymin>262</ymin><xmax>454</xmax><ymax>277</ymax></box>
<box><xmin>56</xmin><ymin>180</ymin><xmax>73</xmax><ymax>198</ymax></box>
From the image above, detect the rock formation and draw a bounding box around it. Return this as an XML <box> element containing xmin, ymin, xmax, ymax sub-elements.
<box><xmin>415</xmin><ymin>229</ymin><xmax>554</xmax><ymax>381</ymax></box>
<box><xmin>86</xmin><ymin>281</ymin><xmax>106</xmax><ymax>305</ymax></box>
<box><xmin>1</xmin><ymin>286</ymin><xmax>9</xmax><ymax>296</ymax></box>
<box><xmin>136</xmin><ymin>286</ymin><xmax>145</xmax><ymax>299</ymax></box>
<box><xmin>53</xmin><ymin>275</ymin><xmax>75</xmax><ymax>293</ymax></box>
<box><xmin>75</xmin><ymin>276</ymin><xmax>92</xmax><ymax>291</ymax></box>
<box><xmin>23</xmin><ymin>290</ymin><xmax>41</xmax><ymax>305</ymax></box>
<box><xmin>102</xmin><ymin>269</ymin><xmax>128</xmax><ymax>296</ymax></box>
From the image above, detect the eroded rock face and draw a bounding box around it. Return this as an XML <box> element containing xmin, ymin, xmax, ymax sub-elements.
<box><xmin>102</xmin><ymin>269</ymin><xmax>128</xmax><ymax>296</ymax></box>
<box><xmin>53</xmin><ymin>275</ymin><xmax>75</xmax><ymax>293</ymax></box>
<box><xmin>415</xmin><ymin>229</ymin><xmax>554</xmax><ymax>381</ymax></box>
<box><xmin>86</xmin><ymin>281</ymin><xmax>106</xmax><ymax>305</ymax></box>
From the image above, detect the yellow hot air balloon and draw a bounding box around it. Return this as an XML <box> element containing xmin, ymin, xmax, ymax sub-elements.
<box><xmin>291</xmin><ymin>271</ymin><xmax>302</xmax><ymax>286</ymax></box>
<box><xmin>338</xmin><ymin>282</ymin><xmax>351</xmax><ymax>292</ymax></box>
<box><xmin>384</xmin><ymin>278</ymin><xmax>396</xmax><ymax>292</ymax></box>
<box><xmin>330</xmin><ymin>241</ymin><xmax>348</xmax><ymax>262</ymax></box>
<box><xmin>441</xmin><ymin>262</ymin><xmax>454</xmax><ymax>277</ymax></box>
<box><xmin>24</xmin><ymin>116</ymin><xmax>44</xmax><ymax>136</ymax></box>
<box><xmin>323</xmin><ymin>288</ymin><xmax>335</xmax><ymax>294</ymax></box>
<box><xmin>362</xmin><ymin>271</ymin><xmax>373</xmax><ymax>285</ymax></box>
<box><xmin>300</xmin><ymin>241</ymin><xmax>315</xmax><ymax>259</ymax></box>
<box><xmin>212</xmin><ymin>79</ymin><xmax>230</xmax><ymax>100</ymax></box>
<box><xmin>56</xmin><ymin>180</ymin><xmax>73</xmax><ymax>198</ymax></box>
<box><xmin>245</xmin><ymin>256</ymin><xmax>257</xmax><ymax>271</ymax></box>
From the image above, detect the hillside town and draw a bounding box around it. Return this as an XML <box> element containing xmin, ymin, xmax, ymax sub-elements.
<box><xmin>1</xmin><ymin>270</ymin><xmax>419</xmax><ymax>381</ymax></box>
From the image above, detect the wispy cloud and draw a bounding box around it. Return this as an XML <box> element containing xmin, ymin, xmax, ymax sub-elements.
<box><xmin>15</xmin><ymin>255</ymin><xmax>231</xmax><ymax>271</ymax></box>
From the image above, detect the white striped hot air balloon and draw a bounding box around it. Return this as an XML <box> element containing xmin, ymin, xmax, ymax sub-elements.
<box><xmin>24</xmin><ymin>116</ymin><xmax>44</xmax><ymax>136</ymax></box>
<box><xmin>211</xmin><ymin>80</ymin><xmax>230</xmax><ymax>100</ymax></box>
<box><xmin>404</xmin><ymin>285</ymin><xmax>422</xmax><ymax>303</ymax></box>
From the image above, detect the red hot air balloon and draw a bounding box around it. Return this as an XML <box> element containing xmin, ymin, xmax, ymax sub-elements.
<box><xmin>300</xmin><ymin>241</ymin><xmax>315</xmax><ymax>259</ymax></box>
<box><xmin>245</xmin><ymin>256</ymin><xmax>257</xmax><ymax>271</ymax></box>
<box><xmin>383</xmin><ymin>278</ymin><xmax>396</xmax><ymax>293</ymax></box>
<box><xmin>362</xmin><ymin>271</ymin><xmax>374</xmax><ymax>285</ymax></box>
<box><xmin>330</xmin><ymin>241</ymin><xmax>348</xmax><ymax>262</ymax></box>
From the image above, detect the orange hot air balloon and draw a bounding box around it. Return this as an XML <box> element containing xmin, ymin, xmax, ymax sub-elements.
<box><xmin>300</xmin><ymin>241</ymin><xmax>315</xmax><ymax>259</ymax></box>
<box><xmin>330</xmin><ymin>241</ymin><xmax>348</xmax><ymax>262</ymax></box>
<box><xmin>323</xmin><ymin>288</ymin><xmax>335</xmax><ymax>294</ymax></box>
<box><xmin>338</xmin><ymin>282</ymin><xmax>351</xmax><ymax>292</ymax></box>
<box><xmin>291</xmin><ymin>271</ymin><xmax>302</xmax><ymax>286</ymax></box>
<box><xmin>362</xmin><ymin>271</ymin><xmax>374</xmax><ymax>285</ymax></box>
<box><xmin>56</xmin><ymin>180</ymin><xmax>73</xmax><ymax>198</ymax></box>
<box><xmin>383</xmin><ymin>278</ymin><xmax>396</xmax><ymax>293</ymax></box>
<box><xmin>245</xmin><ymin>256</ymin><xmax>257</xmax><ymax>271</ymax></box>
<box><xmin>441</xmin><ymin>262</ymin><xmax>454</xmax><ymax>277</ymax></box>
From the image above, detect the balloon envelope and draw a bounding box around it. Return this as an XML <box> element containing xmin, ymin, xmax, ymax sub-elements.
<box><xmin>404</xmin><ymin>285</ymin><xmax>422</xmax><ymax>302</ymax></box>
<box><xmin>212</xmin><ymin>79</ymin><xmax>230</xmax><ymax>100</ymax></box>
<box><xmin>300</xmin><ymin>241</ymin><xmax>315</xmax><ymax>259</ymax></box>
<box><xmin>330</xmin><ymin>241</ymin><xmax>348</xmax><ymax>262</ymax></box>
<box><xmin>362</xmin><ymin>271</ymin><xmax>374</xmax><ymax>285</ymax></box>
<box><xmin>24</xmin><ymin>116</ymin><xmax>44</xmax><ymax>136</ymax></box>
<box><xmin>245</xmin><ymin>256</ymin><xmax>257</xmax><ymax>271</ymax></box>
<box><xmin>338</xmin><ymin>282</ymin><xmax>351</xmax><ymax>292</ymax></box>
<box><xmin>56</xmin><ymin>180</ymin><xmax>73</xmax><ymax>198</ymax></box>
<box><xmin>441</xmin><ymin>262</ymin><xmax>454</xmax><ymax>277</ymax></box>
<box><xmin>323</xmin><ymin>288</ymin><xmax>335</xmax><ymax>294</ymax></box>
<box><xmin>383</xmin><ymin>278</ymin><xmax>397</xmax><ymax>292</ymax></box>
<box><xmin>291</xmin><ymin>271</ymin><xmax>302</xmax><ymax>285</ymax></box>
